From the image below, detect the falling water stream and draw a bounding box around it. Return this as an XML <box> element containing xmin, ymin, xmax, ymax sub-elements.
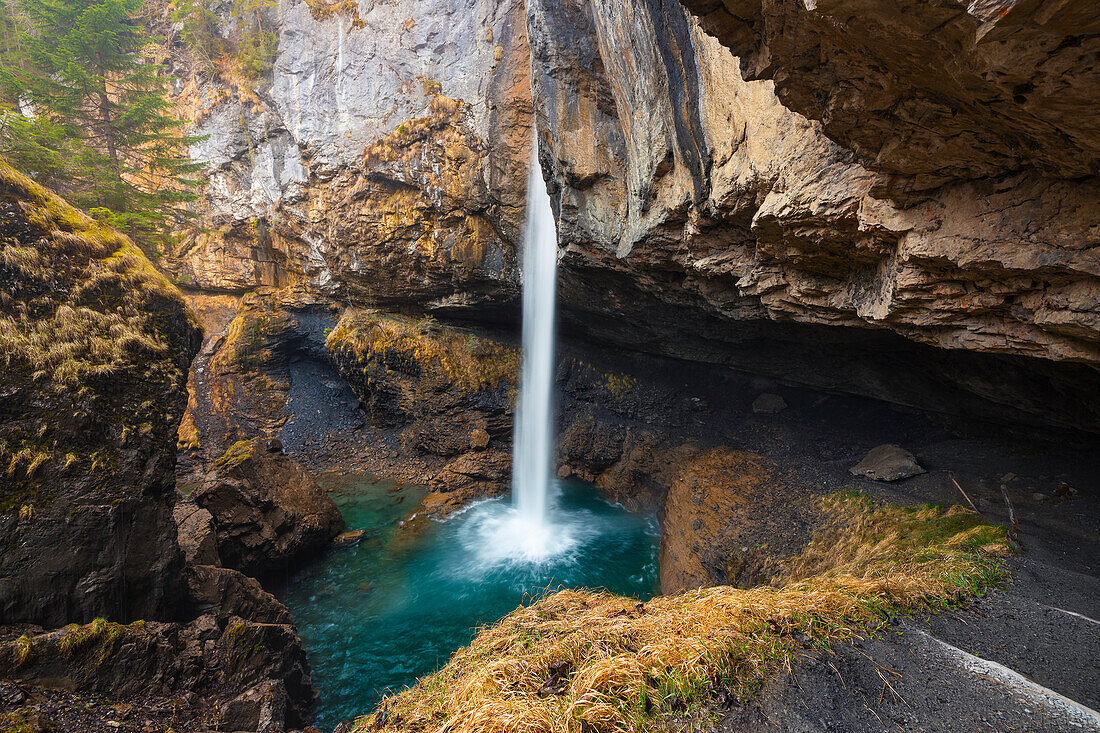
<box><xmin>512</xmin><ymin>138</ymin><xmax>559</xmax><ymax>532</ymax></box>
<box><xmin>278</xmin><ymin>135</ymin><xmax>660</xmax><ymax>731</ymax></box>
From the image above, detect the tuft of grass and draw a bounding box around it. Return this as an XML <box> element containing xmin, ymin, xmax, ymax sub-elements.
<box><xmin>57</xmin><ymin>617</ymin><xmax>124</xmax><ymax>666</ymax></box>
<box><xmin>356</xmin><ymin>493</ymin><xmax>1011</xmax><ymax>733</ymax></box>
<box><xmin>13</xmin><ymin>634</ymin><xmax>32</xmax><ymax>667</ymax></box>
<box><xmin>213</xmin><ymin>439</ymin><xmax>255</xmax><ymax>471</ymax></box>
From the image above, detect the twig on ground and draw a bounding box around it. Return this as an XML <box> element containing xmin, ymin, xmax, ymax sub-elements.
<box><xmin>949</xmin><ymin>472</ymin><xmax>979</xmax><ymax>513</ymax></box>
<box><xmin>1001</xmin><ymin>484</ymin><xmax>1020</xmax><ymax>537</ymax></box>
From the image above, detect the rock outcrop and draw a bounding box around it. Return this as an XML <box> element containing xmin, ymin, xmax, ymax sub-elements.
<box><xmin>0</xmin><ymin>588</ymin><xmax>316</xmax><ymax>730</ymax></box>
<box><xmin>0</xmin><ymin>161</ymin><xmax>202</xmax><ymax>627</ymax></box>
<box><xmin>192</xmin><ymin>440</ymin><xmax>345</xmax><ymax>577</ymax></box>
<box><xmin>681</xmin><ymin>0</ymin><xmax>1100</xmax><ymax>189</ymax></box>
<box><xmin>156</xmin><ymin>0</ymin><xmax>1099</xmax><ymax>433</ymax></box>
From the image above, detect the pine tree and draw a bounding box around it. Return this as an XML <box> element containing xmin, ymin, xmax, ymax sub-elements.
<box><xmin>0</xmin><ymin>0</ymin><xmax>203</xmax><ymax>254</ymax></box>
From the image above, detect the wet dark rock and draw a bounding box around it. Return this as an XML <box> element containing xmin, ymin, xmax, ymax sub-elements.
<box><xmin>849</xmin><ymin>445</ymin><xmax>926</xmax><ymax>482</ymax></box>
<box><xmin>184</xmin><ymin>565</ymin><xmax>293</xmax><ymax>626</ymax></box>
<box><xmin>0</xmin><ymin>612</ymin><xmax>315</xmax><ymax>731</ymax></box>
<box><xmin>192</xmin><ymin>445</ymin><xmax>344</xmax><ymax>577</ymax></box>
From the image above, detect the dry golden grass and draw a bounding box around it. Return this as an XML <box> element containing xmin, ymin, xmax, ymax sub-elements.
<box><xmin>355</xmin><ymin>493</ymin><xmax>1011</xmax><ymax>733</ymax></box>
<box><xmin>327</xmin><ymin>310</ymin><xmax>518</xmax><ymax>394</ymax></box>
<box><xmin>177</xmin><ymin>409</ymin><xmax>202</xmax><ymax>451</ymax></box>
<box><xmin>0</xmin><ymin>160</ymin><xmax>195</xmax><ymax>388</ymax></box>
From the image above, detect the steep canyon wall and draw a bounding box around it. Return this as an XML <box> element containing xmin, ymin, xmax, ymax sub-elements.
<box><xmin>158</xmin><ymin>0</ymin><xmax>1100</xmax><ymax>432</ymax></box>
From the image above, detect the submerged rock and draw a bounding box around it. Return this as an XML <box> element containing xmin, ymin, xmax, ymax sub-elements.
<box><xmin>850</xmin><ymin>445</ymin><xmax>926</xmax><ymax>482</ymax></box>
<box><xmin>334</xmin><ymin>529</ymin><xmax>367</xmax><ymax>547</ymax></box>
<box><xmin>193</xmin><ymin>441</ymin><xmax>344</xmax><ymax>577</ymax></box>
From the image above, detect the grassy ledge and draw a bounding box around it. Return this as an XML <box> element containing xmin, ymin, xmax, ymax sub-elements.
<box><xmin>354</xmin><ymin>493</ymin><xmax>1011</xmax><ymax>733</ymax></box>
<box><xmin>326</xmin><ymin>310</ymin><xmax>518</xmax><ymax>395</ymax></box>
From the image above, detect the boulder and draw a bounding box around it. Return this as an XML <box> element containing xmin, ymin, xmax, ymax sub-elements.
<box><xmin>752</xmin><ymin>394</ymin><xmax>788</xmax><ymax>415</ymax></box>
<box><xmin>174</xmin><ymin>499</ymin><xmax>221</xmax><ymax>566</ymax></box>
<box><xmin>849</xmin><ymin>445</ymin><xmax>926</xmax><ymax>482</ymax></box>
<box><xmin>193</xmin><ymin>442</ymin><xmax>344</xmax><ymax>577</ymax></box>
<box><xmin>184</xmin><ymin>565</ymin><xmax>294</xmax><ymax>625</ymax></box>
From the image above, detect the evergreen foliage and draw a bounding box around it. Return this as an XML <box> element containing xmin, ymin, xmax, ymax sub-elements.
<box><xmin>172</xmin><ymin>0</ymin><xmax>277</xmax><ymax>82</ymax></box>
<box><xmin>0</xmin><ymin>0</ymin><xmax>203</xmax><ymax>254</ymax></box>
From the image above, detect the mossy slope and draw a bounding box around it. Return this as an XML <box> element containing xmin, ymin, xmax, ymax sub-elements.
<box><xmin>0</xmin><ymin>159</ymin><xmax>202</xmax><ymax>625</ymax></box>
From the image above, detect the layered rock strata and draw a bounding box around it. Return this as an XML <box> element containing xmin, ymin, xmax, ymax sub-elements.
<box><xmin>158</xmin><ymin>0</ymin><xmax>1099</xmax><ymax>432</ymax></box>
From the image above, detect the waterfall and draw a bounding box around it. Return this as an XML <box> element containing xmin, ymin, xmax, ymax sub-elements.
<box><xmin>512</xmin><ymin>136</ymin><xmax>558</xmax><ymax>529</ymax></box>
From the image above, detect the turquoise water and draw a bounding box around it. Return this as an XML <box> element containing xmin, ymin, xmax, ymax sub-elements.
<box><xmin>276</xmin><ymin>475</ymin><xmax>661</xmax><ymax>732</ymax></box>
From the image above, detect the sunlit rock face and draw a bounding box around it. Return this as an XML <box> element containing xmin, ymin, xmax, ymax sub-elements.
<box><xmin>160</xmin><ymin>0</ymin><xmax>530</xmax><ymax>311</ymax></box>
<box><xmin>527</xmin><ymin>0</ymin><xmax>1099</xmax><ymax>429</ymax></box>
<box><xmin>162</xmin><ymin>0</ymin><xmax>1099</xmax><ymax>431</ymax></box>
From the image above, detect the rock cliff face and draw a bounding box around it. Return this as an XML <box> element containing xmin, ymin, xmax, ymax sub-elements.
<box><xmin>160</xmin><ymin>0</ymin><xmax>1099</xmax><ymax>432</ymax></box>
<box><xmin>0</xmin><ymin>161</ymin><xmax>202</xmax><ymax>627</ymax></box>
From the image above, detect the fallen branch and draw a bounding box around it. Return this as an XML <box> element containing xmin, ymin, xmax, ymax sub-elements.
<box><xmin>949</xmin><ymin>472</ymin><xmax>979</xmax><ymax>513</ymax></box>
<box><xmin>1001</xmin><ymin>484</ymin><xmax>1020</xmax><ymax>537</ymax></box>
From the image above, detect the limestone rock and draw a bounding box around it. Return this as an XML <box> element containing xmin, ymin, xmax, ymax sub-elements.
<box><xmin>193</xmin><ymin>442</ymin><xmax>345</xmax><ymax>577</ymax></box>
<box><xmin>158</xmin><ymin>0</ymin><xmax>1100</xmax><ymax>433</ymax></box>
<box><xmin>681</xmin><ymin>0</ymin><xmax>1100</xmax><ymax>187</ymax></box>
<box><xmin>849</xmin><ymin>445</ymin><xmax>926</xmax><ymax>482</ymax></box>
<box><xmin>752</xmin><ymin>394</ymin><xmax>787</xmax><ymax>415</ymax></box>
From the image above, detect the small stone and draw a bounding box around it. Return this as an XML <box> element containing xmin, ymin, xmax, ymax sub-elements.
<box><xmin>1001</xmin><ymin>472</ymin><xmax>1016</xmax><ymax>483</ymax></box>
<box><xmin>265</xmin><ymin>438</ymin><xmax>284</xmax><ymax>453</ymax></box>
<box><xmin>470</xmin><ymin>428</ymin><xmax>490</xmax><ymax>450</ymax></box>
<box><xmin>557</xmin><ymin>464</ymin><xmax>573</xmax><ymax>479</ymax></box>
<box><xmin>1032</xmin><ymin>492</ymin><xmax>1052</xmax><ymax>503</ymax></box>
<box><xmin>752</xmin><ymin>393</ymin><xmax>787</xmax><ymax>414</ymax></box>
<box><xmin>334</xmin><ymin>529</ymin><xmax>366</xmax><ymax>547</ymax></box>
<box><xmin>849</xmin><ymin>444</ymin><xmax>925</xmax><ymax>482</ymax></box>
<box><xmin>1054</xmin><ymin>482</ymin><xmax>1081</xmax><ymax>499</ymax></box>
<box><xmin>692</xmin><ymin>519</ymin><xmax>702</xmax><ymax>531</ymax></box>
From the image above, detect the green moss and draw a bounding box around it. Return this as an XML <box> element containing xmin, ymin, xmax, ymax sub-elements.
<box><xmin>326</xmin><ymin>309</ymin><xmax>519</xmax><ymax>395</ymax></box>
<box><xmin>601</xmin><ymin>372</ymin><xmax>637</xmax><ymax>400</ymax></box>
<box><xmin>214</xmin><ymin>440</ymin><xmax>256</xmax><ymax>471</ymax></box>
